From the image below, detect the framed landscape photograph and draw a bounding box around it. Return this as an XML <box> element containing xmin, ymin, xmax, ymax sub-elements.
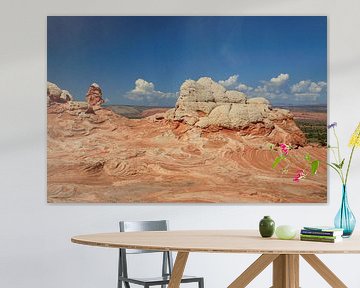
<box><xmin>47</xmin><ymin>16</ymin><xmax>327</xmax><ymax>203</ymax></box>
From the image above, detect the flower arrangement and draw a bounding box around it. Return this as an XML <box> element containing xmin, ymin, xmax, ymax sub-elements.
<box><xmin>329</xmin><ymin>122</ymin><xmax>360</xmax><ymax>236</ymax></box>
<box><xmin>271</xmin><ymin>122</ymin><xmax>360</xmax><ymax>236</ymax></box>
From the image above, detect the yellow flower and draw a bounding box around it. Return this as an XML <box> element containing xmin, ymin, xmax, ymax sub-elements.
<box><xmin>349</xmin><ymin>122</ymin><xmax>360</xmax><ymax>147</ymax></box>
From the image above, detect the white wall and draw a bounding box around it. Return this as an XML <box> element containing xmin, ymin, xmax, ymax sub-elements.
<box><xmin>1</xmin><ymin>0</ymin><xmax>360</xmax><ymax>287</ymax></box>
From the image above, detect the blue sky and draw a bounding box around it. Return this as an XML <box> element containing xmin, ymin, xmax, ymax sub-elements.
<box><xmin>47</xmin><ymin>16</ymin><xmax>327</xmax><ymax>106</ymax></box>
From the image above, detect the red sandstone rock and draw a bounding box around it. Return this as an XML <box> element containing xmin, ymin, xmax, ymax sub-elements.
<box><xmin>85</xmin><ymin>83</ymin><xmax>105</xmax><ymax>114</ymax></box>
<box><xmin>47</xmin><ymin>102</ymin><xmax>326</xmax><ymax>203</ymax></box>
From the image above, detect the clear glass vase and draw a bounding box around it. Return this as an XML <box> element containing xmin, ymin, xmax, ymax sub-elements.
<box><xmin>334</xmin><ymin>185</ymin><xmax>356</xmax><ymax>237</ymax></box>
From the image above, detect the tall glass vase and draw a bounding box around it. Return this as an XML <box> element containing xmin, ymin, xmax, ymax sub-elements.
<box><xmin>334</xmin><ymin>185</ymin><xmax>356</xmax><ymax>237</ymax></box>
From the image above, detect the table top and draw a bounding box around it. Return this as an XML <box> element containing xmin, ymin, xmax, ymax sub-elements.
<box><xmin>71</xmin><ymin>230</ymin><xmax>360</xmax><ymax>254</ymax></box>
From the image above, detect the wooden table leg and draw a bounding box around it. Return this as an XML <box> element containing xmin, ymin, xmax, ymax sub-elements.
<box><xmin>301</xmin><ymin>254</ymin><xmax>347</xmax><ymax>288</ymax></box>
<box><xmin>228</xmin><ymin>254</ymin><xmax>279</xmax><ymax>288</ymax></box>
<box><xmin>272</xmin><ymin>254</ymin><xmax>299</xmax><ymax>288</ymax></box>
<box><xmin>168</xmin><ymin>252</ymin><xmax>189</xmax><ymax>288</ymax></box>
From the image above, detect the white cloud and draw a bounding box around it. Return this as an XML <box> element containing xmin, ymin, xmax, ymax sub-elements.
<box><xmin>218</xmin><ymin>73</ymin><xmax>289</xmax><ymax>100</ymax></box>
<box><xmin>217</xmin><ymin>73</ymin><xmax>326</xmax><ymax>104</ymax></box>
<box><xmin>253</xmin><ymin>85</ymin><xmax>289</xmax><ymax>100</ymax></box>
<box><xmin>132</xmin><ymin>79</ymin><xmax>155</xmax><ymax>94</ymax></box>
<box><xmin>249</xmin><ymin>73</ymin><xmax>290</xmax><ymax>100</ymax></box>
<box><xmin>219</xmin><ymin>74</ymin><xmax>254</xmax><ymax>92</ymax></box>
<box><xmin>236</xmin><ymin>83</ymin><xmax>253</xmax><ymax>92</ymax></box>
<box><xmin>290</xmin><ymin>80</ymin><xmax>327</xmax><ymax>101</ymax></box>
<box><xmin>291</xmin><ymin>80</ymin><xmax>309</xmax><ymax>93</ymax></box>
<box><xmin>269</xmin><ymin>73</ymin><xmax>289</xmax><ymax>86</ymax></box>
<box><xmin>239</xmin><ymin>73</ymin><xmax>325</xmax><ymax>104</ymax></box>
<box><xmin>291</xmin><ymin>80</ymin><xmax>327</xmax><ymax>94</ymax></box>
<box><xmin>218</xmin><ymin>74</ymin><xmax>239</xmax><ymax>88</ymax></box>
<box><xmin>126</xmin><ymin>79</ymin><xmax>176</xmax><ymax>101</ymax></box>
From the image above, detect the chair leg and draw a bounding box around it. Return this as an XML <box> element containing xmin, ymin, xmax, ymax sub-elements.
<box><xmin>199</xmin><ymin>278</ymin><xmax>204</xmax><ymax>288</ymax></box>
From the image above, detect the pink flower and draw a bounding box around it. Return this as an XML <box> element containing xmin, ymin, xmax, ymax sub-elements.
<box><xmin>280</xmin><ymin>143</ymin><xmax>289</xmax><ymax>155</ymax></box>
<box><xmin>293</xmin><ymin>169</ymin><xmax>306</xmax><ymax>182</ymax></box>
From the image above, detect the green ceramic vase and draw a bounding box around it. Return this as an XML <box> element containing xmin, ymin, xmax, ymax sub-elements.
<box><xmin>259</xmin><ymin>216</ymin><xmax>275</xmax><ymax>238</ymax></box>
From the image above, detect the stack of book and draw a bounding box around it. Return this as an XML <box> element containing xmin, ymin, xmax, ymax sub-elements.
<box><xmin>300</xmin><ymin>226</ymin><xmax>344</xmax><ymax>243</ymax></box>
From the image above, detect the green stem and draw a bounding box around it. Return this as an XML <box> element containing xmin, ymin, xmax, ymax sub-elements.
<box><xmin>330</xmin><ymin>148</ymin><xmax>339</xmax><ymax>165</ymax></box>
<box><xmin>345</xmin><ymin>145</ymin><xmax>357</xmax><ymax>186</ymax></box>
<box><xmin>332</xmin><ymin>127</ymin><xmax>345</xmax><ymax>182</ymax></box>
<box><xmin>333</xmin><ymin>128</ymin><xmax>342</xmax><ymax>163</ymax></box>
<box><xmin>327</xmin><ymin>163</ymin><xmax>345</xmax><ymax>184</ymax></box>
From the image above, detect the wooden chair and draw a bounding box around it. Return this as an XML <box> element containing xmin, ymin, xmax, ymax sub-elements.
<box><xmin>118</xmin><ymin>220</ymin><xmax>204</xmax><ymax>288</ymax></box>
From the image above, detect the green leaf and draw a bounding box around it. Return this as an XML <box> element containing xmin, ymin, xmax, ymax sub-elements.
<box><xmin>332</xmin><ymin>160</ymin><xmax>345</xmax><ymax>169</ymax></box>
<box><xmin>311</xmin><ymin>160</ymin><xmax>320</xmax><ymax>175</ymax></box>
<box><xmin>327</xmin><ymin>163</ymin><xmax>341</xmax><ymax>173</ymax></box>
<box><xmin>332</xmin><ymin>162</ymin><xmax>341</xmax><ymax>169</ymax></box>
<box><xmin>272</xmin><ymin>156</ymin><xmax>285</xmax><ymax>169</ymax></box>
<box><xmin>339</xmin><ymin>158</ymin><xmax>345</xmax><ymax>169</ymax></box>
<box><xmin>305</xmin><ymin>153</ymin><xmax>312</xmax><ymax>162</ymax></box>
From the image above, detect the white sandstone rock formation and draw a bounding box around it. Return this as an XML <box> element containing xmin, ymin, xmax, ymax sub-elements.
<box><xmin>165</xmin><ymin>77</ymin><xmax>306</xmax><ymax>146</ymax></box>
<box><xmin>47</xmin><ymin>82</ymin><xmax>74</xmax><ymax>104</ymax></box>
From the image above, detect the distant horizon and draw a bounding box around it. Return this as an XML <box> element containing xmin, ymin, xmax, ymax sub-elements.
<box><xmin>102</xmin><ymin>102</ymin><xmax>328</xmax><ymax>108</ymax></box>
<box><xmin>48</xmin><ymin>16</ymin><xmax>327</xmax><ymax>107</ymax></box>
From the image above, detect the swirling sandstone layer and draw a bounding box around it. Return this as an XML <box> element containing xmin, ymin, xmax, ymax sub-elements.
<box><xmin>48</xmin><ymin>101</ymin><xmax>326</xmax><ymax>203</ymax></box>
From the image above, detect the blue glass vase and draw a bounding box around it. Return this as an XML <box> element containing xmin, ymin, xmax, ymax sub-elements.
<box><xmin>334</xmin><ymin>185</ymin><xmax>356</xmax><ymax>237</ymax></box>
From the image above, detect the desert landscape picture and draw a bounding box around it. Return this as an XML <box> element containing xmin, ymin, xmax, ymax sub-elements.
<box><xmin>47</xmin><ymin>16</ymin><xmax>327</xmax><ymax>203</ymax></box>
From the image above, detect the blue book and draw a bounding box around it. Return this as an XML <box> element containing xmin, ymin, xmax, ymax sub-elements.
<box><xmin>302</xmin><ymin>226</ymin><xmax>343</xmax><ymax>236</ymax></box>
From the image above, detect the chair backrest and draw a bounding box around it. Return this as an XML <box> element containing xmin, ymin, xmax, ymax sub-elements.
<box><xmin>119</xmin><ymin>220</ymin><xmax>169</xmax><ymax>254</ymax></box>
<box><xmin>120</xmin><ymin>220</ymin><xmax>168</xmax><ymax>232</ymax></box>
<box><xmin>118</xmin><ymin>220</ymin><xmax>174</xmax><ymax>283</ymax></box>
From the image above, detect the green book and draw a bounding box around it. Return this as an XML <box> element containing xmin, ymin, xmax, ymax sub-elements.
<box><xmin>300</xmin><ymin>236</ymin><xmax>342</xmax><ymax>243</ymax></box>
<box><xmin>300</xmin><ymin>234</ymin><xmax>340</xmax><ymax>240</ymax></box>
